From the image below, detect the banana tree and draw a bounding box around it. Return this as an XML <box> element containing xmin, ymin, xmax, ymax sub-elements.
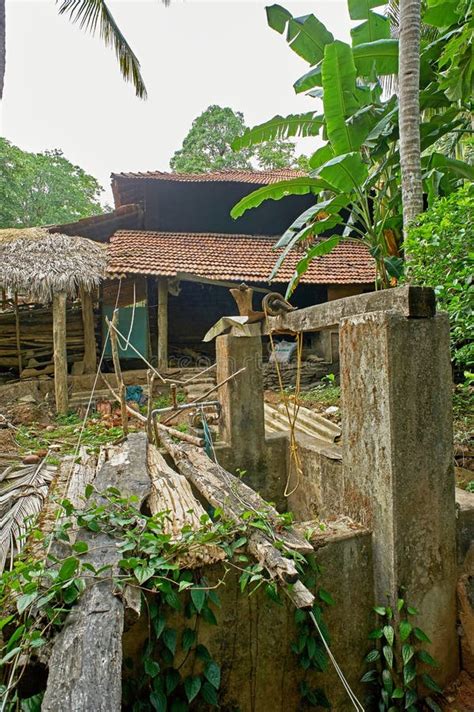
<box><xmin>231</xmin><ymin>1</ymin><xmax>474</xmax><ymax>294</ymax></box>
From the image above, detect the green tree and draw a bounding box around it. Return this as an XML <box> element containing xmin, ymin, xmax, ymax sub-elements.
<box><xmin>0</xmin><ymin>138</ymin><xmax>104</xmax><ymax>228</ymax></box>
<box><xmin>403</xmin><ymin>185</ymin><xmax>474</xmax><ymax>372</ymax></box>
<box><xmin>170</xmin><ymin>105</ymin><xmax>300</xmax><ymax>173</ymax></box>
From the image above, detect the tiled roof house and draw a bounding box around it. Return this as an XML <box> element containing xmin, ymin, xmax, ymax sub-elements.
<box><xmin>53</xmin><ymin>169</ymin><xmax>375</xmax><ymax>366</ymax></box>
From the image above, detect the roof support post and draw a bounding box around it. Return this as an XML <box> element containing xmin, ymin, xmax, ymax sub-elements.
<box><xmin>157</xmin><ymin>278</ymin><xmax>168</xmax><ymax>372</ymax></box>
<box><xmin>80</xmin><ymin>287</ymin><xmax>96</xmax><ymax>375</ymax></box>
<box><xmin>53</xmin><ymin>291</ymin><xmax>68</xmax><ymax>415</ymax></box>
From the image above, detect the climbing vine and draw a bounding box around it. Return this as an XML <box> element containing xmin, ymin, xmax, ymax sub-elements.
<box><xmin>0</xmin><ymin>487</ymin><xmax>332</xmax><ymax>711</ymax></box>
<box><xmin>362</xmin><ymin>599</ymin><xmax>442</xmax><ymax>711</ymax></box>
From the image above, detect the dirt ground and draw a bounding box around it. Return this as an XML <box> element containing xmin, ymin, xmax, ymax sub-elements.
<box><xmin>441</xmin><ymin>671</ymin><xmax>474</xmax><ymax>711</ymax></box>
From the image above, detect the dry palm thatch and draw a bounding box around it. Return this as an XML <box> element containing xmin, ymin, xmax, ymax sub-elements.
<box><xmin>0</xmin><ymin>459</ymin><xmax>56</xmax><ymax>573</ymax></box>
<box><xmin>0</xmin><ymin>228</ymin><xmax>106</xmax><ymax>303</ymax></box>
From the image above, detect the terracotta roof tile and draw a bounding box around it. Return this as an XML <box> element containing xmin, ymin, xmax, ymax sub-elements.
<box><xmin>111</xmin><ymin>169</ymin><xmax>306</xmax><ymax>185</ymax></box>
<box><xmin>107</xmin><ymin>231</ymin><xmax>375</xmax><ymax>285</ymax></box>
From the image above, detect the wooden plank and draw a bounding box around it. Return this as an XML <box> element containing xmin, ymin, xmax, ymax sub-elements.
<box><xmin>42</xmin><ymin>433</ymin><xmax>151</xmax><ymax>712</ymax></box>
<box><xmin>53</xmin><ymin>292</ymin><xmax>68</xmax><ymax>414</ymax></box>
<box><xmin>264</xmin><ymin>285</ymin><xmax>435</xmax><ymax>334</ymax></box>
<box><xmin>157</xmin><ymin>278</ymin><xmax>168</xmax><ymax>371</ymax></box>
<box><xmin>80</xmin><ymin>288</ymin><xmax>97</xmax><ymax>375</ymax></box>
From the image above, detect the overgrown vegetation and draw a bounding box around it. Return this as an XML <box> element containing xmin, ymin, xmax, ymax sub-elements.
<box><xmin>362</xmin><ymin>599</ymin><xmax>442</xmax><ymax>711</ymax></box>
<box><xmin>14</xmin><ymin>414</ymin><xmax>125</xmax><ymax>460</ymax></box>
<box><xmin>0</xmin><ymin>488</ymin><xmax>332</xmax><ymax>711</ymax></box>
<box><xmin>404</xmin><ymin>185</ymin><xmax>474</xmax><ymax>374</ymax></box>
<box><xmin>0</xmin><ymin>139</ymin><xmax>105</xmax><ymax>228</ymax></box>
<box><xmin>230</xmin><ymin>0</ymin><xmax>473</xmax><ymax>293</ymax></box>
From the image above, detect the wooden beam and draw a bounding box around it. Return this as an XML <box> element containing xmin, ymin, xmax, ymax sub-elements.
<box><xmin>264</xmin><ymin>285</ymin><xmax>436</xmax><ymax>334</ymax></box>
<box><xmin>176</xmin><ymin>272</ymin><xmax>272</xmax><ymax>294</ymax></box>
<box><xmin>157</xmin><ymin>278</ymin><xmax>168</xmax><ymax>372</ymax></box>
<box><xmin>80</xmin><ymin>288</ymin><xmax>97</xmax><ymax>375</ymax></box>
<box><xmin>53</xmin><ymin>292</ymin><xmax>68</xmax><ymax>415</ymax></box>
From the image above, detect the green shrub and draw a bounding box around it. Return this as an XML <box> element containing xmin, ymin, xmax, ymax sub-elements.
<box><xmin>404</xmin><ymin>185</ymin><xmax>474</xmax><ymax>373</ymax></box>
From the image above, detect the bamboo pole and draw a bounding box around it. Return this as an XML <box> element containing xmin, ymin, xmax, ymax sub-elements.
<box><xmin>107</xmin><ymin>311</ymin><xmax>128</xmax><ymax>436</ymax></box>
<box><xmin>14</xmin><ymin>293</ymin><xmax>22</xmax><ymax>375</ymax></box>
<box><xmin>80</xmin><ymin>288</ymin><xmax>97</xmax><ymax>375</ymax></box>
<box><xmin>53</xmin><ymin>292</ymin><xmax>68</xmax><ymax>414</ymax></box>
<box><xmin>157</xmin><ymin>278</ymin><xmax>168</xmax><ymax>372</ymax></box>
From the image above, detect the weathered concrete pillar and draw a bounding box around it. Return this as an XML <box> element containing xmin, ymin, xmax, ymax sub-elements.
<box><xmin>216</xmin><ymin>334</ymin><xmax>265</xmax><ymax>480</ymax></box>
<box><xmin>340</xmin><ymin>311</ymin><xmax>458</xmax><ymax>684</ymax></box>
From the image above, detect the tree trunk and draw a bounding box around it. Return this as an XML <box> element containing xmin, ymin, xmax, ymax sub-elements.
<box><xmin>0</xmin><ymin>0</ymin><xmax>5</xmax><ymax>100</ymax></box>
<box><xmin>399</xmin><ymin>0</ymin><xmax>423</xmax><ymax>249</ymax></box>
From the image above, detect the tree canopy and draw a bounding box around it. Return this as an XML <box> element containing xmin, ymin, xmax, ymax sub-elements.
<box><xmin>0</xmin><ymin>138</ymin><xmax>104</xmax><ymax>228</ymax></box>
<box><xmin>169</xmin><ymin>105</ymin><xmax>302</xmax><ymax>173</ymax></box>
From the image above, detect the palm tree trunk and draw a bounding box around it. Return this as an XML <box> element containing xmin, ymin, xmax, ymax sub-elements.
<box><xmin>398</xmin><ymin>0</ymin><xmax>423</xmax><ymax>247</ymax></box>
<box><xmin>0</xmin><ymin>0</ymin><xmax>5</xmax><ymax>100</ymax></box>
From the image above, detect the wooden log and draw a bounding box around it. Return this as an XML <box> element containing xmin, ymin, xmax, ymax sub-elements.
<box><xmin>80</xmin><ymin>288</ymin><xmax>97</xmax><ymax>375</ymax></box>
<box><xmin>264</xmin><ymin>285</ymin><xmax>436</xmax><ymax>334</ymax></box>
<box><xmin>42</xmin><ymin>433</ymin><xmax>151</xmax><ymax>712</ymax></box>
<box><xmin>53</xmin><ymin>292</ymin><xmax>68</xmax><ymax>414</ymax></box>
<box><xmin>246</xmin><ymin>531</ymin><xmax>298</xmax><ymax>584</ymax></box>
<box><xmin>156</xmin><ymin>425</ymin><xmax>312</xmax><ymax>553</ymax></box>
<box><xmin>157</xmin><ymin>278</ymin><xmax>168</xmax><ymax>372</ymax></box>
<box><xmin>156</xmin><ymin>427</ymin><xmax>315</xmax><ymax>604</ymax></box>
<box><xmin>287</xmin><ymin>580</ymin><xmax>315</xmax><ymax>610</ymax></box>
<box><xmin>147</xmin><ymin>443</ymin><xmax>224</xmax><ymax>568</ymax></box>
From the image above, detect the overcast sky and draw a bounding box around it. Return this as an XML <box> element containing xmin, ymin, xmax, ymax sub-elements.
<box><xmin>2</xmin><ymin>0</ymin><xmax>352</xmax><ymax>204</ymax></box>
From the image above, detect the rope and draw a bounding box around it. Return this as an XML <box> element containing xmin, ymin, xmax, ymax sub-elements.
<box><xmin>264</xmin><ymin>305</ymin><xmax>303</xmax><ymax>497</ymax></box>
<box><xmin>309</xmin><ymin>612</ymin><xmax>365</xmax><ymax>711</ymax></box>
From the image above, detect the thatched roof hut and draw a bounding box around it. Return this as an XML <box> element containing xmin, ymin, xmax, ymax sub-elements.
<box><xmin>0</xmin><ymin>228</ymin><xmax>106</xmax><ymax>303</ymax></box>
<box><xmin>0</xmin><ymin>228</ymin><xmax>107</xmax><ymax>413</ymax></box>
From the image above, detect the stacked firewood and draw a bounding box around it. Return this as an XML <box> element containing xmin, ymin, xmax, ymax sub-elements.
<box><xmin>0</xmin><ymin>305</ymin><xmax>86</xmax><ymax>375</ymax></box>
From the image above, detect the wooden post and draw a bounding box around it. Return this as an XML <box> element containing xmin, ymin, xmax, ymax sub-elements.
<box><xmin>108</xmin><ymin>311</ymin><xmax>129</xmax><ymax>435</ymax></box>
<box><xmin>146</xmin><ymin>277</ymin><xmax>158</xmax><ymax>364</ymax></box>
<box><xmin>80</xmin><ymin>288</ymin><xmax>97</xmax><ymax>375</ymax></box>
<box><xmin>14</xmin><ymin>292</ymin><xmax>22</xmax><ymax>375</ymax></box>
<box><xmin>53</xmin><ymin>292</ymin><xmax>68</xmax><ymax>415</ymax></box>
<box><xmin>157</xmin><ymin>278</ymin><xmax>168</xmax><ymax>372</ymax></box>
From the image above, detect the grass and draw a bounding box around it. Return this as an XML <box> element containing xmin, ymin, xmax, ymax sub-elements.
<box><xmin>299</xmin><ymin>384</ymin><xmax>341</xmax><ymax>409</ymax></box>
<box><xmin>15</xmin><ymin>412</ymin><xmax>125</xmax><ymax>458</ymax></box>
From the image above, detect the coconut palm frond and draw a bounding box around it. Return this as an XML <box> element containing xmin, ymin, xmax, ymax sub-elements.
<box><xmin>56</xmin><ymin>0</ymin><xmax>148</xmax><ymax>99</ymax></box>
<box><xmin>0</xmin><ymin>460</ymin><xmax>55</xmax><ymax>574</ymax></box>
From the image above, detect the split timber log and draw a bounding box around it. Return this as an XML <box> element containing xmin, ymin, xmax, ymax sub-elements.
<box><xmin>157</xmin><ymin>424</ymin><xmax>312</xmax><ymax>554</ymax></box>
<box><xmin>42</xmin><ymin>433</ymin><xmax>151</xmax><ymax>712</ymax></box>
<box><xmin>157</xmin><ymin>426</ymin><xmax>315</xmax><ymax>607</ymax></box>
<box><xmin>147</xmin><ymin>443</ymin><xmax>224</xmax><ymax>568</ymax></box>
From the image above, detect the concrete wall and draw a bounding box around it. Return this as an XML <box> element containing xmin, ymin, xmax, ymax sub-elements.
<box><xmin>124</xmin><ymin>524</ymin><xmax>373</xmax><ymax>712</ymax></box>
